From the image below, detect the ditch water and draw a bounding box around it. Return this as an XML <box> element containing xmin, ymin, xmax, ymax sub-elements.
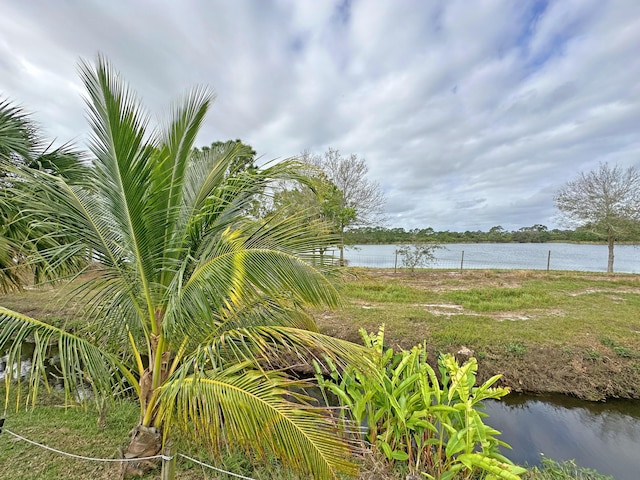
<box><xmin>2</xmin><ymin>347</ymin><xmax>639</xmax><ymax>478</ymax></box>
<box><xmin>484</xmin><ymin>393</ymin><xmax>640</xmax><ymax>479</ymax></box>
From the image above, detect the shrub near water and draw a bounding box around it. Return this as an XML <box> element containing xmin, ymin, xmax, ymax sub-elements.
<box><xmin>316</xmin><ymin>326</ymin><xmax>526</xmax><ymax>479</ymax></box>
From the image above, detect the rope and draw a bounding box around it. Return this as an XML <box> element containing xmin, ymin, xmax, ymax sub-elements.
<box><xmin>1</xmin><ymin>424</ymin><xmax>257</xmax><ymax>479</ymax></box>
<box><xmin>2</xmin><ymin>428</ymin><xmax>169</xmax><ymax>463</ymax></box>
<box><xmin>178</xmin><ymin>453</ymin><xmax>257</xmax><ymax>480</ymax></box>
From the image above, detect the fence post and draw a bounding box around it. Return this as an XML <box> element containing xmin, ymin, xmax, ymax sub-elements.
<box><xmin>547</xmin><ymin>250</ymin><xmax>551</xmax><ymax>272</ymax></box>
<box><xmin>460</xmin><ymin>250</ymin><xmax>464</xmax><ymax>272</ymax></box>
<box><xmin>394</xmin><ymin>250</ymin><xmax>398</xmax><ymax>273</ymax></box>
<box><xmin>161</xmin><ymin>441</ymin><xmax>177</xmax><ymax>480</ymax></box>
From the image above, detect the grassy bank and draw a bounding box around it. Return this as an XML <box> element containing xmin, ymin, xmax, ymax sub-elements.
<box><xmin>314</xmin><ymin>268</ymin><xmax>640</xmax><ymax>400</ymax></box>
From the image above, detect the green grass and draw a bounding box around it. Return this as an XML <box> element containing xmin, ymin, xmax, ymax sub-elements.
<box><xmin>341</xmin><ymin>281</ymin><xmax>425</xmax><ymax>303</ymax></box>
<box><xmin>0</xmin><ymin>389</ymin><xmax>316</xmax><ymax>480</ymax></box>
<box><xmin>0</xmin><ymin>392</ymin><xmax>141</xmax><ymax>480</ymax></box>
<box><xmin>525</xmin><ymin>458</ymin><xmax>614</xmax><ymax>480</ymax></box>
<box><xmin>328</xmin><ymin>269</ymin><xmax>640</xmax><ymax>351</ymax></box>
<box><xmin>442</xmin><ymin>286</ymin><xmax>555</xmax><ymax>311</ymax></box>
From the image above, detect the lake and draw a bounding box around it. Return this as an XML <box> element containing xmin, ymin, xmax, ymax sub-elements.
<box><xmin>342</xmin><ymin>243</ymin><xmax>640</xmax><ymax>273</ymax></box>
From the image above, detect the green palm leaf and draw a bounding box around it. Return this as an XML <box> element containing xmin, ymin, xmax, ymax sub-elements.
<box><xmin>157</xmin><ymin>362</ymin><xmax>358</xmax><ymax>479</ymax></box>
<box><xmin>0</xmin><ymin>98</ymin><xmax>36</xmax><ymax>161</ymax></box>
<box><xmin>203</xmin><ymin>326</ymin><xmax>373</xmax><ymax>376</ymax></box>
<box><xmin>0</xmin><ymin>307</ymin><xmax>137</xmax><ymax>406</ymax></box>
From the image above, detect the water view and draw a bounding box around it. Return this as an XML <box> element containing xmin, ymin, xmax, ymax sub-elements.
<box><xmin>485</xmin><ymin>394</ymin><xmax>640</xmax><ymax>479</ymax></box>
<box><xmin>344</xmin><ymin>243</ymin><xmax>640</xmax><ymax>273</ymax></box>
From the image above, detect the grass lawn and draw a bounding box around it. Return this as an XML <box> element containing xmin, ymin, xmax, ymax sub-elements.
<box><xmin>0</xmin><ymin>389</ymin><xmax>312</xmax><ymax>479</ymax></box>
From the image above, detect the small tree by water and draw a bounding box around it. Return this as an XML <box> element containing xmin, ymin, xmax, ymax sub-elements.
<box><xmin>397</xmin><ymin>243</ymin><xmax>443</xmax><ymax>274</ymax></box>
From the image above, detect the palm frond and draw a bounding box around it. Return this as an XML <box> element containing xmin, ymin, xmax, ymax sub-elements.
<box><xmin>0</xmin><ymin>98</ymin><xmax>38</xmax><ymax>162</ymax></box>
<box><xmin>185</xmin><ymin>247</ymin><xmax>340</xmax><ymax>308</ymax></box>
<box><xmin>0</xmin><ymin>307</ymin><xmax>138</xmax><ymax>407</ymax></box>
<box><xmin>154</xmin><ymin>87</ymin><xmax>213</xmax><ymax>288</ymax></box>
<box><xmin>161</xmin><ymin>247</ymin><xmax>341</xmax><ymax>347</ymax></box>
<box><xmin>208</xmin><ymin>326</ymin><xmax>373</xmax><ymax>376</ymax></box>
<box><xmin>157</xmin><ymin>363</ymin><xmax>358</xmax><ymax>479</ymax></box>
<box><xmin>78</xmin><ymin>55</ymin><xmax>161</xmax><ymax>321</ymax></box>
<box><xmin>10</xmin><ymin>171</ymin><xmax>148</xmax><ymax>321</ymax></box>
<box><xmin>0</xmin><ymin>233</ymin><xmax>21</xmax><ymax>293</ymax></box>
<box><xmin>26</xmin><ymin>141</ymin><xmax>88</xmax><ymax>182</ymax></box>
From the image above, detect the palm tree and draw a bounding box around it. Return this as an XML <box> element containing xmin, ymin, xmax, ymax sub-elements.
<box><xmin>0</xmin><ymin>99</ymin><xmax>86</xmax><ymax>291</ymax></box>
<box><xmin>0</xmin><ymin>56</ymin><xmax>364</xmax><ymax>478</ymax></box>
<box><xmin>0</xmin><ymin>99</ymin><xmax>34</xmax><ymax>291</ymax></box>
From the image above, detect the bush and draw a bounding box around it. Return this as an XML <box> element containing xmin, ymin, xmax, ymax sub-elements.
<box><xmin>396</xmin><ymin>243</ymin><xmax>442</xmax><ymax>274</ymax></box>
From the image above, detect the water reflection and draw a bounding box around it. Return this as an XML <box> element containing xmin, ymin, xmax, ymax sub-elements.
<box><xmin>484</xmin><ymin>394</ymin><xmax>640</xmax><ymax>479</ymax></box>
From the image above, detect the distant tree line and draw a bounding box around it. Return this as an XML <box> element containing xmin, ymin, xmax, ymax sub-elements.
<box><xmin>344</xmin><ymin>223</ymin><xmax>640</xmax><ymax>245</ymax></box>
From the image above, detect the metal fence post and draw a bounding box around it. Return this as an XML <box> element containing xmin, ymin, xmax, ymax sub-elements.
<box><xmin>547</xmin><ymin>250</ymin><xmax>551</xmax><ymax>271</ymax></box>
<box><xmin>460</xmin><ymin>250</ymin><xmax>464</xmax><ymax>272</ymax></box>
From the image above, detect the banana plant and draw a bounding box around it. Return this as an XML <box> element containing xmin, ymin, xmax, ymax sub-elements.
<box><xmin>316</xmin><ymin>325</ymin><xmax>527</xmax><ymax>479</ymax></box>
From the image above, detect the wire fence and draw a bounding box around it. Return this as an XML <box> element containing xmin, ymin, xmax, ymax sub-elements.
<box><xmin>345</xmin><ymin>252</ymin><xmax>558</xmax><ymax>271</ymax></box>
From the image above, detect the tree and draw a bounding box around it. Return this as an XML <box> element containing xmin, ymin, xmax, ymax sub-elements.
<box><xmin>0</xmin><ymin>56</ymin><xmax>365</xmax><ymax>479</ymax></box>
<box><xmin>554</xmin><ymin>162</ymin><xmax>640</xmax><ymax>272</ymax></box>
<box><xmin>0</xmin><ymin>99</ymin><xmax>85</xmax><ymax>292</ymax></box>
<box><xmin>193</xmin><ymin>139</ymin><xmax>257</xmax><ymax>177</ymax></box>
<box><xmin>268</xmin><ymin>172</ymin><xmax>344</xmax><ymax>262</ymax></box>
<box><xmin>396</xmin><ymin>243</ymin><xmax>442</xmax><ymax>274</ymax></box>
<box><xmin>511</xmin><ymin>224</ymin><xmax>550</xmax><ymax>243</ymax></box>
<box><xmin>302</xmin><ymin>148</ymin><xmax>385</xmax><ymax>265</ymax></box>
<box><xmin>488</xmin><ymin>225</ymin><xmax>509</xmax><ymax>242</ymax></box>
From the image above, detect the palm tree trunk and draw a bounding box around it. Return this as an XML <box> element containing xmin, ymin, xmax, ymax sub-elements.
<box><xmin>123</xmin><ymin>314</ymin><xmax>170</xmax><ymax>477</ymax></box>
<box><xmin>121</xmin><ymin>424</ymin><xmax>163</xmax><ymax>476</ymax></box>
<box><xmin>122</xmin><ymin>363</ymin><xmax>168</xmax><ymax>476</ymax></box>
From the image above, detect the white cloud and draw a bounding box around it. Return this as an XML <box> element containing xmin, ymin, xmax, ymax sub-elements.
<box><xmin>1</xmin><ymin>0</ymin><xmax>639</xmax><ymax>231</ymax></box>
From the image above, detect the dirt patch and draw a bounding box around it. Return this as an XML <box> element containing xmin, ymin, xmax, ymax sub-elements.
<box><xmin>475</xmin><ymin>346</ymin><xmax>640</xmax><ymax>401</ymax></box>
<box><xmin>568</xmin><ymin>287</ymin><xmax>640</xmax><ymax>296</ymax></box>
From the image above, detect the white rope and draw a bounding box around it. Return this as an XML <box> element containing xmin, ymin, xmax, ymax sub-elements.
<box><xmin>2</xmin><ymin>426</ymin><xmax>258</xmax><ymax>479</ymax></box>
<box><xmin>2</xmin><ymin>428</ymin><xmax>169</xmax><ymax>463</ymax></box>
<box><xmin>178</xmin><ymin>453</ymin><xmax>257</xmax><ymax>480</ymax></box>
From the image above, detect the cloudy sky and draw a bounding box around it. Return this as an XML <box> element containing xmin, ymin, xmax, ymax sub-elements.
<box><xmin>1</xmin><ymin>0</ymin><xmax>639</xmax><ymax>231</ymax></box>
